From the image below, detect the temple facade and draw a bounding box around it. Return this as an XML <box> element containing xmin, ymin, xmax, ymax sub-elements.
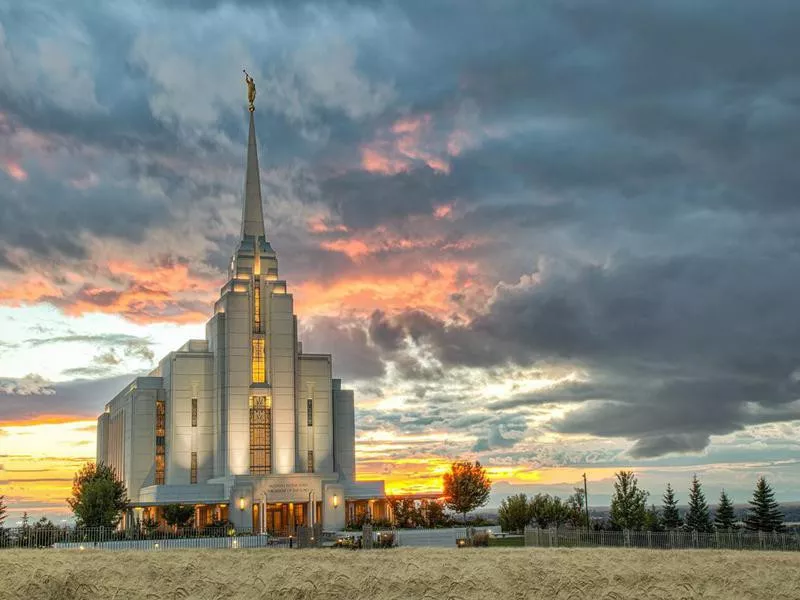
<box><xmin>96</xmin><ymin>106</ymin><xmax>386</xmax><ymax>533</ymax></box>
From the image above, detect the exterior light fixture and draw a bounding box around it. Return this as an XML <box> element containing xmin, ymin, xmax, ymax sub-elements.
<box><xmin>239</xmin><ymin>497</ymin><xmax>246</xmax><ymax>510</ymax></box>
<box><xmin>333</xmin><ymin>494</ymin><xmax>339</xmax><ymax>508</ymax></box>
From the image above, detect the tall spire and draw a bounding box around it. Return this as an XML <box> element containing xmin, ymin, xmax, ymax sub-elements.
<box><xmin>241</xmin><ymin>110</ymin><xmax>266</xmax><ymax>238</ymax></box>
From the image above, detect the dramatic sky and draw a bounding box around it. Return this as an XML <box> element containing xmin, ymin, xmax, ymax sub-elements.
<box><xmin>2</xmin><ymin>0</ymin><xmax>800</xmax><ymax>521</ymax></box>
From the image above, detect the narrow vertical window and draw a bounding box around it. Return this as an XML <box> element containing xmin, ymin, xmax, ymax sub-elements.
<box><xmin>190</xmin><ymin>452</ymin><xmax>198</xmax><ymax>484</ymax></box>
<box><xmin>249</xmin><ymin>395</ymin><xmax>271</xmax><ymax>475</ymax></box>
<box><xmin>307</xmin><ymin>397</ymin><xmax>313</xmax><ymax>427</ymax></box>
<box><xmin>253</xmin><ymin>280</ymin><xmax>262</xmax><ymax>333</ymax></box>
<box><xmin>251</xmin><ymin>339</ymin><xmax>265</xmax><ymax>383</ymax></box>
<box><xmin>307</xmin><ymin>450</ymin><xmax>314</xmax><ymax>473</ymax></box>
<box><xmin>155</xmin><ymin>398</ymin><xmax>165</xmax><ymax>485</ymax></box>
<box><xmin>191</xmin><ymin>397</ymin><xmax>197</xmax><ymax>427</ymax></box>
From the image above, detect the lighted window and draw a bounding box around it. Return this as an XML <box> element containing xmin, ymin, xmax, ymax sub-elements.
<box><xmin>251</xmin><ymin>338</ymin><xmax>265</xmax><ymax>383</ymax></box>
<box><xmin>307</xmin><ymin>397</ymin><xmax>313</xmax><ymax>427</ymax></box>
<box><xmin>190</xmin><ymin>452</ymin><xmax>197</xmax><ymax>484</ymax></box>
<box><xmin>155</xmin><ymin>398</ymin><xmax>165</xmax><ymax>485</ymax></box>
<box><xmin>253</xmin><ymin>280</ymin><xmax>262</xmax><ymax>333</ymax></box>
<box><xmin>249</xmin><ymin>395</ymin><xmax>271</xmax><ymax>475</ymax></box>
<box><xmin>307</xmin><ymin>450</ymin><xmax>314</xmax><ymax>473</ymax></box>
<box><xmin>191</xmin><ymin>398</ymin><xmax>197</xmax><ymax>427</ymax></box>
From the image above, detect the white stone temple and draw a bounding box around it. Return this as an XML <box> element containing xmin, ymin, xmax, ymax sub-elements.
<box><xmin>96</xmin><ymin>102</ymin><xmax>386</xmax><ymax>533</ymax></box>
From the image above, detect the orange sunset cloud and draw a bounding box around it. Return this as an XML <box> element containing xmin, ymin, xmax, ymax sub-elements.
<box><xmin>293</xmin><ymin>260</ymin><xmax>483</xmax><ymax>318</ymax></box>
<box><xmin>0</xmin><ymin>259</ymin><xmax>219</xmax><ymax>325</ymax></box>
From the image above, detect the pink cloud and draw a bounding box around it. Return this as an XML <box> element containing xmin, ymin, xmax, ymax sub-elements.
<box><xmin>433</xmin><ymin>203</ymin><xmax>454</xmax><ymax>219</ymax></box>
<box><xmin>360</xmin><ymin>113</ymin><xmax>451</xmax><ymax>175</ymax></box>
<box><xmin>4</xmin><ymin>160</ymin><xmax>27</xmax><ymax>181</ymax></box>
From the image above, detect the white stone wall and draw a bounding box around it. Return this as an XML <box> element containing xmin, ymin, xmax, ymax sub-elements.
<box><xmin>267</xmin><ymin>290</ymin><xmax>296</xmax><ymax>474</ymax></box>
<box><xmin>165</xmin><ymin>353</ymin><xmax>214</xmax><ymax>485</ymax></box>
<box><xmin>128</xmin><ymin>387</ymin><xmax>156</xmax><ymax>498</ymax></box>
<box><xmin>206</xmin><ymin>313</ymin><xmax>227</xmax><ymax>478</ymax></box>
<box><xmin>333</xmin><ymin>383</ymin><xmax>356</xmax><ymax>483</ymax></box>
<box><xmin>96</xmin><ymin>412</ymin><xmax>109</xmax><ymax>465</ymax></box>
<box><xmin>223</xmin><ymin>291</ymin><xmax>251</xmax><ymax>476</ymax></box>
<box><xmin>297</xmin><ymin>354</ymin><xmax>334</xmax><ymax>475</ymax></box>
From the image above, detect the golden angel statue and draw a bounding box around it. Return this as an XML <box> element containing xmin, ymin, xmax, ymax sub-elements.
<box><xmin>243</xmin><ymin>69</ymin><xmax>256</xmax><ymax>112</ymax></box>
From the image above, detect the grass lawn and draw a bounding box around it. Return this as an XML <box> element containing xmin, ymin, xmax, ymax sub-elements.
<box><xmin>488</xmin><ymin>536</ymin><xmax>524</xmax><ymax>547</ymax></box>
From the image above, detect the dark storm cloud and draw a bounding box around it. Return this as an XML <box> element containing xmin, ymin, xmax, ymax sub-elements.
<box><xmin>1</xmin><ymin>0</ymin><xmax>799</xmax><ymax>460</ymax></box>
<box><xmin>472</xmin><ymin>414</ymin><xmax>528</xmax><ymax>453</ymax></box>
<box><xmin>299</xmin><ymin>317</ymin><xmax>385</xmax><ymax>380</ymax></box>
<box><xmin>0</xmin><ymin>375</ymin><xmax>135</xmax><ymax>421</ymax></box>
<box><xmin>374</xmin><ymin>247</ymin><xmax>800</xmax><ymax>454</ymax></box>
<box><xmin>368</xmin><ymin>310</ymin><xmax>404</xmax><ymax>351</ymax></box>
<box><xmin>24</xmin><ymin>333</ymin><xmax>155</xmax><ymax>364</ymax></box>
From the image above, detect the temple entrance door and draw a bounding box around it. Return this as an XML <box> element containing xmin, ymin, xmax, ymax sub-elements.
<box><xmin>293</xmin><ymin>503</ymin><xmax>307</xmax><ymax>531</ymax></box>
<box><xmin>266</xmin><ymin>502</ymin><xmax>310</xmax><ymax>535</ymax></box>
<box><xmin>266</xmin><ymin>504</ymin><xmax>285</xmax><ymax>535</ymax></box>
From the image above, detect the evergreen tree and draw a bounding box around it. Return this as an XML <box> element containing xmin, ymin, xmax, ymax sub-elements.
<box><xmin>744</xmin><ymin>476</ymin><xmax>784</xmax><ymax>532</ymax></box>
<box><xmin>714</xmin><ymin>490</ymin><xmax>737</xmax><ymax>530</ymax></box>
<box><xmin>684</xmin><ymin>475</ymin><xmax>713</xmax><ymax>532</ymax></box>
<box><xmin>644</xmin><ymin>504</ymin><xmax>664</xmax><ymax>532</ymax></box>
<box><xmin>661</xmin><ymin>483</ymin><xmax>682</xmax><ymax>530</ymax></box>
<box><xmin>609</xmin><ymin>471</ymin><xmax>648</xmax><ymax>530</ymax></box>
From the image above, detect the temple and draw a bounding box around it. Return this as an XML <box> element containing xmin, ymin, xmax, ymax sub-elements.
<box><xmin>96</xmin><ymin>104</ymin><xmax>386</xmax><ymax>534</ymax></box>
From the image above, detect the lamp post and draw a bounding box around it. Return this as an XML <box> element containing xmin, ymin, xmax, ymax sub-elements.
<box><xmin>583</xmin><ymin>473</ymin><xmax>590</xmax><ymax>535</ymax></box>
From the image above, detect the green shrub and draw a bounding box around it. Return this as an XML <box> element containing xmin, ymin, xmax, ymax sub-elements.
<box><xmin>471</xmin><ymin>531</ymin><xmax>490</xmax><ymax>547</ymax></box>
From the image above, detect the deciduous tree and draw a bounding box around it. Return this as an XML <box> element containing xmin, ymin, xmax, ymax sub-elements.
<box><xmin>443</xmin><ymin>461</ymin><xmax>491</xmax><ymax>525</ymax></box>
<box><xmin>498</xmin><ymin>494</ymin><xmax>532</xmax><ymax>533</ymax></box>
<box><xmin>744</xmin><ymin>476</ymin><xmax>784</xmax><ymax>532</ymax></box>
<box><xmin>609</xmin><ymin>471</ymin><xmax>648</xmax><ymax>530</ymax></box>
<box><xmin>67</xmin><ymin>462</ymin><xmax>129</xmax><ymax>528</ymax></box>
<box><xmin>389</xmin><ymin>497</ymin><xmax>422</xmax><ymax>528</ymax></box>
<box><xmin>163</xmin><ymin>504</ymin><xmax>195</xmax><ymax>528</ymax></box>
<box><xmin>566</xmin><ymin>488</ymin><xmax>588</xmax><ymax>528</ymax></box>
<box><xmin>421</xmin><ymin>500</ymin><xmax>450</xmax><ymax>528</ymax></box>
<box><xmin>529</xmin><ymin>494</ymin><xmax>553</xmax><ymax>529</ymax></box>
<box><xmin>0</xmin><ymin>495</ymin><xmax>6</xmax><ymax>528</ymax></box>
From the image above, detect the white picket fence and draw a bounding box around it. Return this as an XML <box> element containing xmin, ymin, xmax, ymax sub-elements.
<box><xmin>524</xmin><ymin>527</ymin><xmax>800</xmax><ymax>551</ymax></box>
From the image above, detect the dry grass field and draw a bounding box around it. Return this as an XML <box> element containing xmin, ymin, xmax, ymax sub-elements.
<box><xmin>1</xmin><ymin>547</ymin><xmax>798</xmax><ymax>600</ymax></box>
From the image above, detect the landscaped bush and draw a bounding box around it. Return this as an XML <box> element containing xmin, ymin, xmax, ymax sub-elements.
<box><xmin>378</xmin><ymin>532</ymin><xmax>395</xmax><ymax>548</ymax></box>
<box><xmin>471</xmin><ymin>532</ymin><xmax>490</xmax><ymax>547</ymax></box>
<box><xmin>372</xmin><ymin>519</ymin><xmax>393</xmax><ymax>529</ymax></box>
